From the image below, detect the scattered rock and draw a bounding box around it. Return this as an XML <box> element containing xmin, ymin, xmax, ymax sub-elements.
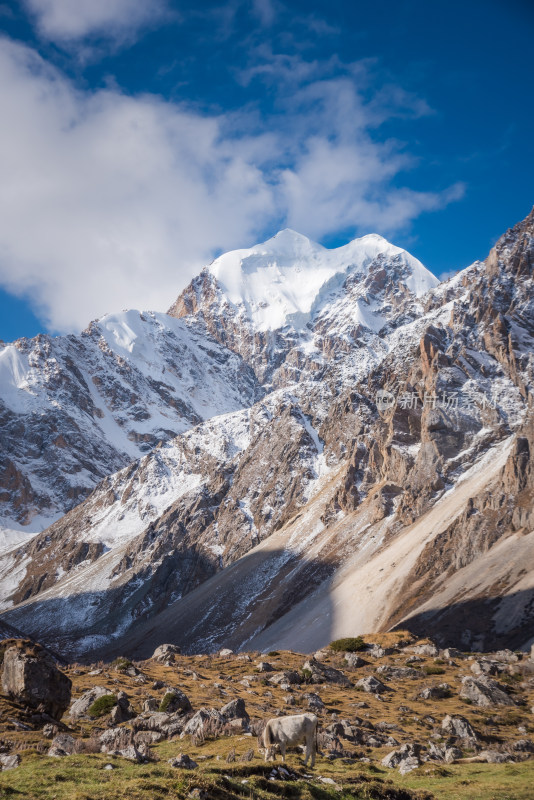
<box><xmin>152</xmin><ymin>644</ymin><xmax>181</xmax><ymax>664</ymax></box>
<box><xmin>382</xmin><ymin>742</ymin><xmax>422</xmax><ymax>773</ymax></box>
<box><xmin>406</xmin><ymin>643</ymin><xmax>439</xmax><ymax>657</ymax></box>
<box><xmin>269</xmin><ymin>670</ymin><xmax>301</xmax><ymax>686</ymax></box>
<box><xmin>48</xmin><ymin>733</ymin><xmax>77</xmax><ymax>757</ymax></box>
<box><xmin>219</xmin><ymin>649</ymin><xmax>233</xmax><ymax>657</ymax></box>
<box><xmin>442</xmin><ymin>648</ymin><xmax>463</xmax><ymax>660</ymax></box>
<box><xmin>221</xmin><ymin>698</ymin><xmax>249</xmax><ymax>722</ymax></box>
<box><xmin>344</xmin><ymin>653</ymin><xmax>366</xmax><ymax>669</ymax></box>
<box><xmin>284</xmin><ymin>694</ymin><xmax>296</xmax><ymax>706</ymax></box>
<box><xmin>70</xmin><ymin>686</ymin><xmax>113</xmax><ymax>719</ymax></box>
<box><xmin>181</xmin><ymin>708</ymin><xmax>224</xmax><ymax>738</ymax></box>
<box><xmin>256</xmin><ymin>662</ymin><xmax>274</xmax><ymax>672</ymax></box>
<box><xmin>100</xmin><ymin>727</ymin><xmax>135</xmax><ymax>753</ymax></box>
<box><xmin>445</xmin><ymin>746</ymin><xmax>463</xmax><ymax>763</ymax></box>
<box><xmin>0</xmin><ymin>754</ymin><xmax>20</xmax><ymax>770</ymax></box>
<box><xmin>2</xmin><ymin>641</ymin><xmax>72</xmax><ymax>721</ymax></box>
<box><xmin>477</xmin><ymin>750</ymin><xmax>514</xmax><ymax>763</ymax></box>
<box><xmin>303</xmin><ymin>692</ymin><xmax>325</xmax><ymax>711</ymax></box>
<box><xmin>356</xmin><ymin>676</ymin><xmax>388</xmax><ymax>694</ymax></box>
<box><xmin>494</xmin><ymin>650</ymin><xmax>519</xmax><ymax>664</ymax></box>
<box><xmin>471</xmin><ymin>660</ymin><xmax>502</xmax><ymax>676</ymax></box>
<box><xmin>419</xmin><ymin>683</ymin><xmax>451</xmax><ymax>700</ymax></box>
<box><xmin>160</xmin><ymin>689</ymin><xmax>192</xmax><ymax>714</ymax></box>
<box><xmin>302</xmin><ymin>659</ymin><xmax>350</xmax><ymax>686</ymax></box>
<box><xmin>460</xmin><ymin>676</ymin><xmax>515</xmax><ymax>707</ymax></box>
<box><xmin>168</xmin><ymin>753</ymin><xmax>198</xmax><ymax>769</ymax></box>
<box><xmin>114</xmin><ymin>745</ymin><xmax>148</xmax><ymax>763</ymax></box>
<box><xmin>376</xmin><ymin>665</ymin><xmax>421</xmax><ymax>680</ymax></box>
<box><xmin>42</xmin><ymin>724</ymin><xmax>58</xmax><ymax>740</ymax></box>
<box><xmin>143</xmin><ymin>698</ymin><xmax>159</xmax><ymax>713</ymax></box>
<box><xmin>441</xmin><ymin>714</ymin><xmax>478</xmax><ymax>743</ymax></box>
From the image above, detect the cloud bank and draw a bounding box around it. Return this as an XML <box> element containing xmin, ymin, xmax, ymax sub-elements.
<box><xmin>0</xmin><ymin>37</ymin><xmax>462</xmax><ymax>333</ymax></box>
<box><xmin>22</xmin><ymin>0</ymin><xmax>169</xmax><ymax>44</ymax></box>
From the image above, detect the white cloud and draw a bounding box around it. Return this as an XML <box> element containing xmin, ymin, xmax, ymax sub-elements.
<box><xmin>0</xmin><ymin>38</ymin><xmax>463</xmax><ymax>334</ymax></box>
<box><xmin>22</xmin><ymin>0</ymin><xmax>169</xmax><ymax>43</ymax></box>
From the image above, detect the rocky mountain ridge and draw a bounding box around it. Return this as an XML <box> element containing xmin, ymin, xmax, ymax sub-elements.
<box><xmin>0</xmin><ymin>211</ymin><xmax>532</xmax><ymax>660</ymax></box>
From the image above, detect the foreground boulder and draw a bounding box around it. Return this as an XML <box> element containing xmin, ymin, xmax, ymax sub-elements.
<box><xmin>1</xmin><ymin>641</ymin><xmax>71</xmax><ymax>720</ymax></box>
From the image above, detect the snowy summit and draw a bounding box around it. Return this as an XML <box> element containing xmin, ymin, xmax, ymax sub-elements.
<box><xmin>207</xmin><ymin>229</ymin><xmax>439</xmax><ymax>332</ymax></box>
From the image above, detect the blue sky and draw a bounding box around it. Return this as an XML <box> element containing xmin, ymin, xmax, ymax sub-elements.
<box><xmin>0</xmin><ymin>0</ymin><xmax>532</xmax><ymax>341</ymax></box>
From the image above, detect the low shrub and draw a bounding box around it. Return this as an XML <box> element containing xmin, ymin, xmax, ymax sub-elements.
<box><xmin>330</xmin><ymin>636</ymin><xmax>365</xmax><ymax>652</ymax></box>
<box><xmin>159</xmin><ymin>692</ymin><xmax>176</xmax><ymax>713</ymax></box>
<box><xmin>423</xmin><ymin>665</ymin><xmax>446</xmax><ymax>675</ymax></box>
<box><xmin>88</xmin><ymin>694</ymin><xmax>117</xmax><ymax>718</ymax></box>
<box><xmin>111</xmin><ymin>657</ymin><xmax>132</xmax><ymax>672</ymax></box>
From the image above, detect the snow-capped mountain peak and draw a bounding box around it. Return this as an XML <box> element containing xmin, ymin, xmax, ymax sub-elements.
<box><xmin>205</xmin><ymin>229</ymin><xmax>438</xmax><ymax>334</ymax></box>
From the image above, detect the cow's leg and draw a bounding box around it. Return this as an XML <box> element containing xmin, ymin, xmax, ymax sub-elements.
<box><xmin>280</xmin><ymin>742</ymin><xmax>286</xmax><ymax>762</ymax></box>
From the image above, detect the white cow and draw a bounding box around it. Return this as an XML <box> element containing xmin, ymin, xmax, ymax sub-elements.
<box><xmin>262</xmin><ymin>712</ymin><xmax>318</xmax><ymax>766</ymax></box>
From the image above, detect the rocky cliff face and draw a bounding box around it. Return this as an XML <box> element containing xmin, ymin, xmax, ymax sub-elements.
<box><xmin>0</xmin><ymin>310</ymin><xmax>260</xmax><ymax>540</ymax></box>
<box><xmin>0</xmin><ymin>213</ymin><xmax>532</xmax><ymax>659</ymax></box>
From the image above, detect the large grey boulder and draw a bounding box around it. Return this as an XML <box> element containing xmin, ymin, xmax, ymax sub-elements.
<box><xmin>460</xmin><ymin>676</ymin><xmax>514</xmax><ymax>707</ymax></box>
<box><xmin>441</xmin><ymin>714</ymin><xmax>477</xmax><ymax>743</ymax></box>
<box><xmin>69</xmin><ymin>686</ymin><xmax>113</xmax><ymax>719</ymax></box>
<box><xmin>2</xmin><ymin>642</ymin><xmax>71</xmax><ymax>721</ymax></box>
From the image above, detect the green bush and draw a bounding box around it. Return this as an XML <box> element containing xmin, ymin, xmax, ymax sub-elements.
<box><xmin>329</xmin><ymin>636</ymin><xmax>365</xmax><ymax>653</ymax></box>
<box><xmin>111</xmin><ymin>657</ymin><xmax>132</xmax><ymax>672</ymax></box>
<box><xmin>423</xmin><ymin>665</ymin><xmax>446</xmax><ymax>675</ymax></box>
<box><xmin>88</xmin><ymin>694</ymin><xmax>117</xmax><ymax>718</ymax></box>
<box><xmin>267</xmin><ymin>651</ymin><xmax>279</xmax><ymax>657</ymax></box>
<box><xmin>159</xmin><ymin>692</ymin><xmax>176</xmax><ymax>713</ymax></box>
<box><xmin>301</xmin><ymin>668</ymin><xmax>312</xmax><ymax>683</ymax></box>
